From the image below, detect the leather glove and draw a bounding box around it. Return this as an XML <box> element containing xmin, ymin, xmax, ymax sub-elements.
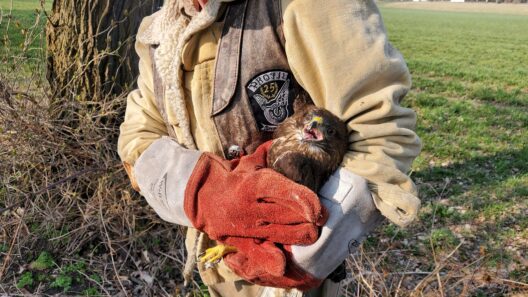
<box><xmin>224</xmin><ymin>241</ymin><xmax>323</xmax><ymax>291</ymax></box>
<box><xmin>222</xmin><ymin>167</ymin><xmax>383</xmax><ymax>290</ymax></box>
<box><xmin>133</xmin><ymin>137</ymin><xmax>327</xmax><ymax>244</ymax></box>
<box><xmin>221</xmin><ymin>237</ymin><xmax>287</xmax><ymax>278</ymax></box>
<box><xmin>184</xmin><ymin>140</ymin><xmax>327</xmax><ymax>244</ymax></box>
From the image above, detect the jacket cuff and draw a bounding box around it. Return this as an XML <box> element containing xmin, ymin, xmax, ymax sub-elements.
<box><xmin>123</xmin><ymin>161</ymin><xmax>141</xmax><ymax>192</ymax></box>
<box><xmin>133</xmin><ymin>137</ymin><xmax>202</xmax><ymax>226</ymax></box>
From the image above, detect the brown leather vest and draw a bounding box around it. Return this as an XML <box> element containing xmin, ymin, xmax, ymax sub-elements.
<box><xmin>154</xmin><ymin>0</ymin><xmax>311</xmax><ymax>158</ymax></box>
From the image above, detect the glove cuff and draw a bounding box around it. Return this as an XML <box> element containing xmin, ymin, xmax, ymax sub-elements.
<box><xmin>134</xmin><ymin>137</ymin><xmax>201</xmax><ymax>226</ymax></box>
<box><xmin>291</xmin><ymin>167</ymin><xmax>383</xmax><ymax>279</ymax></box>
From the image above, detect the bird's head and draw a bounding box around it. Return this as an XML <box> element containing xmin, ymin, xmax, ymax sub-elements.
<box><xmin>270</xmin><ymin>103</ymin><xmax>349</xmax><ymax>178</ymax></box>
<box><xmin>273</xmin><ymin>104</ymin><xmax>349</xmax><ymax>155</ymax></box>
<box><xmin>300</xmin><ymin>111</ymin><xmax>347</xmax><ymax>148</ymax></box>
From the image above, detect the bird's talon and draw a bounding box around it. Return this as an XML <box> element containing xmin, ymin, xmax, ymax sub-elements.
<box><xmin>199</xmin><ymin>245</ymin><xmax>238</xmax><ymax>265</ymax></box>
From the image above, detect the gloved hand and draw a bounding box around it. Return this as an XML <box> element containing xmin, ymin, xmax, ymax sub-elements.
<box><xmin>221</xmin><ymin>237</ymin><xmax>287</xmax><ymax>278</ymax></box>
<box><xmin>133</xmin><ymin>137</ymin><xmax>327</xmax><ymax>245</ymax></box>
<box><xmin>222</xmin><ymin>167</ymin><xmax>383</xmax><ymax>290</ymax></box>
<box><xmin>224</xmin><ymin>241</ymin><xmax>323</xmax><ymax>291</ymax></box>
<box><xmin>184</xmin><ymin>140</ymin><xmax>327</xmax><ymax>244</ymax></box>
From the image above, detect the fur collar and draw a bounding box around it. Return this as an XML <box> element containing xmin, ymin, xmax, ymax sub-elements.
<box><xmin>136</xmin><ymin>0</ymin><xmax>235</xmax><ymax>149</ymax></box>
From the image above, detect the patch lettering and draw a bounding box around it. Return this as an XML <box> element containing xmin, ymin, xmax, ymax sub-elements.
<box><xmin>246</xmin><ymin>70</ymin><xmax>295</xmax><ymax>132</ymax></box>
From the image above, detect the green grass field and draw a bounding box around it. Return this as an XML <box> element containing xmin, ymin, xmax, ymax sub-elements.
<box><xmin>382</xmin><ymin>5</ymin><xmax>528</xmax><ymax>242</ymax></box>
<box><xmin>1</xmin><ymin>1</ymin><xmax>527</xmax><ymax>296</ymax></box>
<box><xmin>0</xmin><ymin>0</ymin><xmax>50</xmax><ymax>47</ymax></box>
<box><xmin>379</xmin><ymin>6</ymin><xmax>528</xmax><ymax>294</ymax></box>
<box><xmin>382</xmin><ymin>7</ymin><xmax>528</xmax><ymax>290</ymax></box>
<box><xmin>0</xmin><ymin>0</ymin><xmax>50</xmax><ymax>79</ymax></box>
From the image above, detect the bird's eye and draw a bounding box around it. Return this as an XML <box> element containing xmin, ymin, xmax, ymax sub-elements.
<box><xmin>327</xmin><ymin>128</ymin><xmax>336</xmax><ymax>136</ymax></box>
<box><xmin>304</xmin><ymin>114</ymin><xmax>312</xmax><ymax>121</ymax></box>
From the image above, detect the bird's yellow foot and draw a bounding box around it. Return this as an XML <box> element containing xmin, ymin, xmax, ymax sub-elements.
<box><xmin>200</xmin><ymin>245</ymin><xmax>238</xmax><ymax>265</ymax></box>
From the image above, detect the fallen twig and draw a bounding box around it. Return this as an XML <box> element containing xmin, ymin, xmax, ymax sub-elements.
<box><xmin>412</xmin><ymin>242</ymin><xmax>463</xmax><ymax>295</ymax></box>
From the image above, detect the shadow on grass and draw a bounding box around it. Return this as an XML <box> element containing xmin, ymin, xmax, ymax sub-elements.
<box><xmin>412</xmin><ymin>146</ymin><xmax>527</xmax><ymax>275</ymax></box>
<box><xmin>414</xmin><ymin>146</ymin><xmax>528</xmax><ymax>202</ymax></box>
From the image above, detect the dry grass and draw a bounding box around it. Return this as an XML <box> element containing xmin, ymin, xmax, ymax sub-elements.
<box><xmin>0</xmin><ymin>3</ymin><xmax>195</xmax><ymax>296</ymax></box>
<box><xmin>0</xmin><ymin>64</ymin><xmax>195</xmax><ymax>296</ymax></box>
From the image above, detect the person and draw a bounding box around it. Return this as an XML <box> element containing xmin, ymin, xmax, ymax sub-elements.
<box><xmin>117</xmin><ymin>0</ymin><xmax>422</xmax><ymax>296</ymax></box>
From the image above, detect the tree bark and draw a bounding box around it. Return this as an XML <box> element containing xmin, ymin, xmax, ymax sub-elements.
<box><xmin>46</xmin><ymin>0</ymin><xmax>163</xmax><ymax>100</ymax></box>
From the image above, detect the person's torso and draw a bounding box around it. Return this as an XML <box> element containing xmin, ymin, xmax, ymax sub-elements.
<box><xmin>157</xmin><ymin>0</ymin><xmax>312</xmax><ymax>159</ymax></box>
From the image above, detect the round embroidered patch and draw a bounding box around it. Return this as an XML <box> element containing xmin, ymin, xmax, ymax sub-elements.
<box><xmin>246</xmin><ymin>70</ymin><xmax>295</xmax><ymax>132</ymax></box>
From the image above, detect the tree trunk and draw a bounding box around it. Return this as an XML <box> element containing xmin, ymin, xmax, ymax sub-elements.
<box><xmin>46</xmin><ymin>0</ymin><xmax>163</xmax><ymax>100</ymax></box>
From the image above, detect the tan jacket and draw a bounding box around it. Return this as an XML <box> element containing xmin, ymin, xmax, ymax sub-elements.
<box><xmin>118</xmin><ymin>0</ymin><xmax>422</xmax><ymax>287</ymax></box>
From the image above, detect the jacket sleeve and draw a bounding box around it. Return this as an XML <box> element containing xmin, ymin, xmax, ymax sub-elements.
<box><xmin>281</xmin><ymin>0</ymin><xmax>422</xmax><ymax>227</ymax></box>
<box><xmin>117</xmin><ymin>15</ymin><xmax>168</xmax><ymax>167</ymax></box>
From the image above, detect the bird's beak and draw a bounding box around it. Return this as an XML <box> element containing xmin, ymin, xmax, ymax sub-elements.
<box><xmin>303</xmin><ymin>116</ymin><xmax>324</xmax><ymax>142</ymax></box>
<box><xmin>309</xmin><ymin>116</ymin><xmax>323</xmax><ymax>130</ymax></box>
